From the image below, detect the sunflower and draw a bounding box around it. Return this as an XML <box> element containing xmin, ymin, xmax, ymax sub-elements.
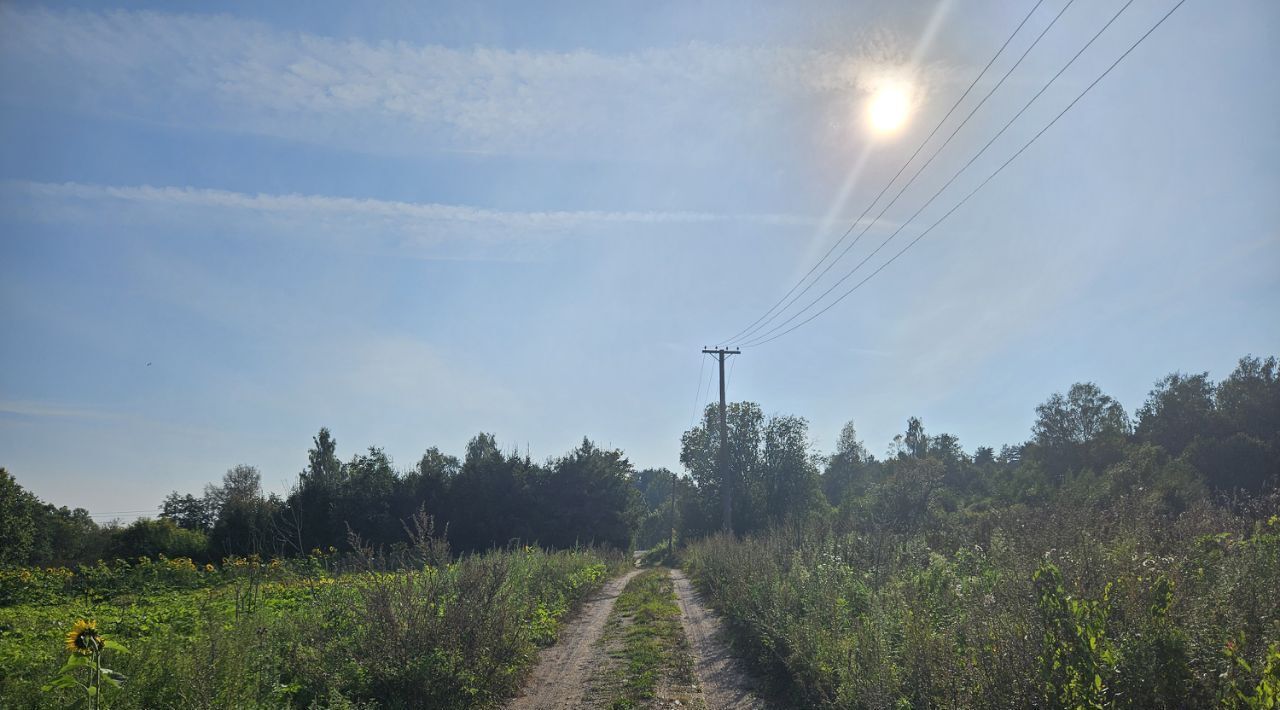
<box><xmin>64</xmin><ymin>619</ymin><xmax>102</xmax><ymax>656</ymax></box>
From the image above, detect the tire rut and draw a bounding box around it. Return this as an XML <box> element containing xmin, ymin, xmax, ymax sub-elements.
<box><xmin>506</xmin><ymin>569</ymin><xmax>642</xmax><ymax>710</ymax></box>
<box><xmin>670</xmin><ymin>569</ymin><xmax>773</xmax><ymax>710</ymax></box>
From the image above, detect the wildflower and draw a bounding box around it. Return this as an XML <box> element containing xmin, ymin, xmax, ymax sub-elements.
<box><xmin>204</xmin><ymin>564</ymin><xmax>215</xmax><ymax>573</ymax></box>
<box><xmin>64</xmin><ymin>620</ymin><xmax>102</xmax><ymax>656</ymax></box>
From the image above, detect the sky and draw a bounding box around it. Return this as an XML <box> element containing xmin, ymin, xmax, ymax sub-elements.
<box><xmin>1</xmin><ymin>0</ymin><xmax>1277</xmax><ymax>521</ymax></box>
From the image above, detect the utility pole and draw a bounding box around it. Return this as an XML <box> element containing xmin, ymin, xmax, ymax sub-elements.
<box><xmin>702</xmin><ymin>347</ymin><xmax>740</xmax><ymax>532</ymax></box>
<box><xmin>669</xmin><ymin>470</ymin><xmax>676</xmax><ymax>552</ymax></box>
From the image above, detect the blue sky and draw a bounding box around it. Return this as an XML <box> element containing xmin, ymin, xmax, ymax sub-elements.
<box><xmin>1</xmin><ymin>0</ymin><xmax>1277</xmax><ymax>519</ymax></box>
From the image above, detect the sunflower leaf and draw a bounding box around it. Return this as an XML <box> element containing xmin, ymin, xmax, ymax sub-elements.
<box><xmin>101</xmin><ymin>668</ymin><xmax>126</xmax><ymax>686</ymax></box>
<box><xmin>102</xmin><ymin>639</ymin><xmax>130</xmax><ymax>653</ymax></box>
<box><xmin>42</xmin><ymin>674</ymin><xmax>81</xmax><ymax>691</ymax></box>
<box><xmin>58</xmin><ymin>655</ymin><xmax>90</xmax><ymax>673</ymax></box>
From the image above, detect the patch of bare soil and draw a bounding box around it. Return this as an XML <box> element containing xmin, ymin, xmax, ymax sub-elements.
<box><xmin>669</xmin><ymin>569</ymin><xmax>774</xmax><ymax>710</ymax></box>
<box><xmin>506</xmin><ymin>569</ymin><xmax>642</xmax><ymax>710</ymax></box>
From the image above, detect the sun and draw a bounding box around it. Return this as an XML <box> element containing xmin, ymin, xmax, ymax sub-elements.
<box><xmin>867</xmin><ymin>84</ymin><xmax>912</xmax><ymax>135</ymax></box>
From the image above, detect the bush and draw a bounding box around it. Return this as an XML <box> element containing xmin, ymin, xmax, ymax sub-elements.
<box><xmin>683</xmin><ymin>499</ymin><xmax>1280</xmax><ymax>708</ymax></box>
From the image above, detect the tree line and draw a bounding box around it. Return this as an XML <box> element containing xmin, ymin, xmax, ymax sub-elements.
<box><xmin>1</xmin><ymin>354</ymin><xmax>1276</xmax><ymax>566</ymax></box>
<box><xmin>1</xmin><ymin>435</ymin><xmax>640</xmax><ymax>566</ymax></box>
<box><xmin>637</xmin><ymin>354</ymin><xmax>1278</xmax><ymax>541</ymax></box>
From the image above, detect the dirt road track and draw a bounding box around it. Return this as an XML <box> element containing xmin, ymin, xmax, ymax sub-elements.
<box><xmin>505</xmin><ymin>569</ymin><xmax>641</xmax><ymax>710</ymax></box>
<box><xmin>670</xmin><ymin>569</ymin><xmax>773</xmax><ymax>710</ymax></box>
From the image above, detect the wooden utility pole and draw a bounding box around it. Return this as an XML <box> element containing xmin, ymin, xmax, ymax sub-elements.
<box><xmin>702</xmin><ymin>347</ymin><xmax>740</xmax><ymax>532</ymax></box>
<box><xmin>669</xmin><ymin>470</ymin><xmax>676</xmax><ymax>552</ymax></box>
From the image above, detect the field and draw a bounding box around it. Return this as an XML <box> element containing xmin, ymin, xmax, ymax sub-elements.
<box><xmin>0</xmin><ymin>546</ymin><xmax>624</xmax><ymax>709</ymax></box>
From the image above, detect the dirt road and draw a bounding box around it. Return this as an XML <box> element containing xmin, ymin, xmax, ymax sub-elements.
<box><xmin>670</xmin><ymin>569</ymin><xmax>773</xmax><ymax>710</ymax></box>
<box><xmin>507</xmin><ymin>566</ymin><xmax>772</xmax><ymax>709</ymax></box>
<box><xmin>506</xmin><ymin>568</ymin><xmax>641</xmax><ymax>710</ymax></box>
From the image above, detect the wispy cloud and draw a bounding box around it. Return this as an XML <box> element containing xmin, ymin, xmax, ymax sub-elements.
<box><xmin>0</xmin><ymin>399</ymin><xmax>122</xmax><ymax>420</ymax></box>
<box><xmin>2</xmin><ymin>180</ymin><xmax>818</xmax><ymax>258</ymax></box>
<box><xmin>0</xmin><ymin>6</ymin><xmax>948</xmax><ymax>160</ymax></box>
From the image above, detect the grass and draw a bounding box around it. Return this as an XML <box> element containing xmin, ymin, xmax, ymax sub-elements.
<box><xmin>598</xmin><ymin>569</ymin><xmax>700</xmax><ymax>710</ymax></box>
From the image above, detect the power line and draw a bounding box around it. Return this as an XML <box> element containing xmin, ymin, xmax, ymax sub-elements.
<box><xmin>741</xmin><ymin>0</ymin><xmax>1187</xmax><ymax>348</ymax></box>
<box><xmin>687</xmin><ymin>352</ymin><xmax>708</xmax><ymax>430</ymax></box>
<box><xmin>739</xmin><ymin>0</ymin><xmax>1137</xmax><ymax>347</ymax></box>
<box><xmin>698</xmin><ymin>354</ymin><xmax>718</xmax><ymax>425</ymax></box>
<box><xmin>719</xmin><ymin>0</ymin><xmax>1052</xmax><ymax>347</ymax></box>
<box><xmin>733</xmin><ymin>0</ymin><xmax>1078</xmax><ymax>347</ymax></box>
<box><xmin>86</xmin><ymin>509</ymin><xmax>163</xmax><ymax>519</ymax></box>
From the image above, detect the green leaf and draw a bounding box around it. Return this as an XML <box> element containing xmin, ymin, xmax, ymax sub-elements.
<box><xmin>42</xmin><ymin>674</ymin><xmax>82</xmax><ymax>691</ymax></box>
<box><xmin>102</xmin><ymin>638</ymin><xmax>130</xmax><ymax>654</ymax></box>
<box><xmin>58</xmin><ymin>655</ymin><xmax>91</xmax><ymax>673</ymax></box>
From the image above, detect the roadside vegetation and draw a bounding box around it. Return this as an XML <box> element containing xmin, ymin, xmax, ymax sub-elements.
<box><xmin>0</xmin><ymin>535</ymin><xmax>623</xmax><ymax>708</ymax></box>
<box><xmin>675</xmin><ymin>355</ymin><xmax>1280</xmax><ymax>708</ymax></box>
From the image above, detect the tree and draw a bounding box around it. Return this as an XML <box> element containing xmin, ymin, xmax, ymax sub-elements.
<box><xmin>396</xmin><ymin>446</ymin><xmax>458</xmax><ymax>526</ymax></box>
<box><xmin>632</xmin><ymin>468</ymin><xmax>675</xmax><ymax>512</ymax></box>
<box><xmin>532</xmin><ymin>438</ymin><xmax>640</xmax><ymax>549</ymax></box>
<box><xmin>1031</xmin><ymin>383</ymin><xmax>1131</xmax><ymax>482</ymax></box>
<box><xmin>334</xmin><ymin>447</ymin><xmax>400</xmax><ymax>547</ymax></box>
<box><xmin>206</xmin><ymin>464</ymin><xmax>262</xmax><ymax>513</ymax></box>
<box><xmin>680</xmin><ymin>402</ymin><xmax>766</xmax><ymax>534</ymax></box>
<box><xmin>870</xmin><ymin>457</ymin><xmax>944</xmax><ymax>532</ymax></box>
<box><xmin>1136</xmin><ymin>372</ymin><xmax>1216</xmax><ymax>456</ymax></box>
<box><xmin>1102</xmin><ymin>443</ymin><xmax>1206</xmax><ymax>514</ymax></box>
<box><xmin>160</xmin><ymin>492</ymin><xmax>215</xmax><ymax>532</ymax></box>
<box><xmin>1182</xmin><ymin>434</ymin><xmax>1277</xmax><ymax>493</ymax></box>
<box><xmin>760</xmin><ymin>415</ymin><xmax>825</xmax><ymax>522</ymax></box>
<box><xmin>286</xmin><ymin>428</ymin><xmax>347</xmax><ymax>553</ymax></box>
<box><xmin>446</xmin><ymin>433</ymin><xmax>534</xmax><ymax>552</ymax></box>
<box><xmin>108</xmin><ymin>518</ymin><xmax>208</xmax><ymax>560</ymax></box>
<box><xmin>0</xmin><ymin>468</ymin><xmax>36</xmax><ymax>565</ymax></box>
<box><xmin>904</xmin><ymin>417</ymin><xmax>930</xmax><ymax>459</ymax></box>
<box><xmin>0</xmin><ymin>469</ymin><xmax>106</xmax><ymax>566</ymax></box>
<box><xmin>973</xmin><ymin>446</ymin><xmax>996</xmax><ymax>467</ymax></box>
<box><xmin>824</xmin><ymin>421</ymin><xmax>874</xmax><ymax>504</ymax></box>
<box><xmin>208</xmin><ymin>465</ymin><xmax>277</xmax><ymax>557</ymax></box>
<box><xmin>40</xmin><ymin>506</ymin><xmax>107</xmax><ymax>565</ymax></box>
<box><xmin>631</xmin><ymin>468</ymin><xmax>680</xmax><ymax>548</ymax></box>
<box><xmin>1216</xmin><ymin>355</ymin><xmax>1279</xmax><ymax>442</ymax></box>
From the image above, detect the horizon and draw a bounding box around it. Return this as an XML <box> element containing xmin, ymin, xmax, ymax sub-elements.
<box><xmin>2</xmin><ymin>0</ymin><xmax>1277</xmax><ymax>519</ymax></box>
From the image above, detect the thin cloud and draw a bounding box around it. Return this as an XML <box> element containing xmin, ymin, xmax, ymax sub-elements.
<box><xmin>3</xmin><ymin>181</ymin><xmax>819</xmax><ymax>249</ymax></box>
<box><xmin>0</xmin><ymin>6</ymin><xmax>948</xmax><ymax>160</ymax></box>
<box><xmin>0</xmin><ymin>400</ymin><xmax>122</xmax><ymax>421</ymax></box>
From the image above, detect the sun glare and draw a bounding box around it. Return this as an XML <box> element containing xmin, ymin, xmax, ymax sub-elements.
<box><xmin>867</xmin><ymin>84</ymin><xmax>911</xmax><ymax>135</ymax></box>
